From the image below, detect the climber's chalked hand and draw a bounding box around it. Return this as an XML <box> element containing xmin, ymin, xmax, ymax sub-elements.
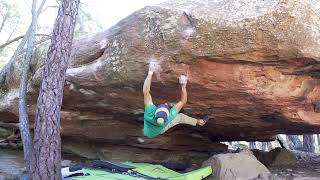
<box><xmin>149</xmin><ymin>61</ymin><xmax>159</xmax><ymax>73</ymax></box>
<box><xmin>179</xmin><ymin>75</ymin><xmax>188</xmax><ymax>85</ymax></box>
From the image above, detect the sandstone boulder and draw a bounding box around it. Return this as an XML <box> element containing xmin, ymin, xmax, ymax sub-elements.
<box><xmin>252</xmin><ymin>147</ymin><xmax>297</xmax><ymax>167</ymax></box>
<box><xmin>294</xmin><ymin>178</ymin><xmax>320</xmax><ymax>180</ymax></box>
<box><xmin>62</xmin><ymin>138</ymin><xmax>227</xmax><ymax>166</ymax></box>
<box><xmin>202</xmin><ymin>149</ymin><xmax>271</xmax><ymax>180</ymax></box>
<box><xmin>0</xmin><ymin>127</ymin><xmax>10</xmax><ymax>139</ymax></box>
<box><xmin>1</xmin><ymin>0</ymin><xmax>320</xmax><ymax>160</ymax></box>
<box><xmin>61</xmin><ymin>160</ymin><xmax>72</xmax><ymax>167</ymax></box>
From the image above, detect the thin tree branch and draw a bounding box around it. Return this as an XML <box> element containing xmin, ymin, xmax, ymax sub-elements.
<box><xmin>37</xmin><ymin>0</ymin><xmax>47</xmax><ymax>15</ymax></box>
<box><xmin>34</xmin><ymin>36</ymin><xmax>50</xmax><ymax>45</ymax></box>
<box><xmin>9</xmin><ymin>37</ymin><xmax>50</xmax><ymax>56</ymax></box>
<box><xmin>0</xmin><ymin>0</ymin><xmax>47</xmax><ymax>84</ymax></box>
<box><xmin>0</xmin><ymin>34</ymin><xmax>51</xmax><ymax>49</ymax></box>
<box><xmin>0</xmin><ymin>12</ymin><xmax>9</xmax><ymax>34</ymax></box>
<box><xmin>0</xmin><ymin>37</ymin><xmax>50</xmax><ymax>59</ymax></box>
<box><xmin>0</xmin><ymin>9</ymin><xmax>4</xmax><ymax>19</ymax></box>
<box><xmin>6</xmin><ymin>24</ymin><xmax>18</xmax><ymax>42</ymax></box>
<box><xmin>1</xmin><ymin>23</ymin><xmax>25</xmax><ymax>34</ymax></box>
<box><xmin>40</xmin><ymin>5</ymin><xmax>59</xmax><ymax>14</ymax></box>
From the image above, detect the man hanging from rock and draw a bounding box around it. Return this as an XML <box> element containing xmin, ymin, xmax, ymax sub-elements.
<box><xmin>143</xmin><ymin>61</ymin><xmax>209</xmax><ymax>138</ymax></box>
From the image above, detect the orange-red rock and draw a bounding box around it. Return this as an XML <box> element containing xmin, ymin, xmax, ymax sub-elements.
<box><xmin>1</xmin><ymin>0</ymin><xmax>320</xmax><ymax>160</ymax></box>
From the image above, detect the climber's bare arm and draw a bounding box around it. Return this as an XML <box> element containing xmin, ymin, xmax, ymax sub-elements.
<box><xmin>143</xmin><ymin>62</ymin><xmax>159</xmax><ymax>106</ymax></box>
<box><xmin>174</xmin><ymin>84</ymin><xmax>187</xmax><ymax>112</ymax></box>
<box><xmin>174</xmin><ymin>75</ymin><xmax>188</xmax><ymax>112</ymax></box>
<box><xmin>143</xmin><ymin>72</ymin><xmax>154</xmax><ymax>106</ymax></box>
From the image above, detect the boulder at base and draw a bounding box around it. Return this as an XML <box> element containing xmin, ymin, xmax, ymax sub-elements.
<box><xmin>202</xmin><ymin>149</ymin><xmax>271</xmax><ymax>180</ymax></box>
<box><xmin>252</xmin><ymin>147</ymin><xmax>297</xmax><ymax>167</ymax></box>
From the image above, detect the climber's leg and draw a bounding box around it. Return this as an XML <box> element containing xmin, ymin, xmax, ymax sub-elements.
<box><xmin>161</xmin><ymin>113</ymin><xmax>199</xmax><ymax>134</ymax></box>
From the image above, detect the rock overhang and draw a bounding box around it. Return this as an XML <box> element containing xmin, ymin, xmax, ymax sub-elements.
<box><xmin>1</xmin><ymin>0</ymin><xmax>320</xmax><ymax>145</ymax></box>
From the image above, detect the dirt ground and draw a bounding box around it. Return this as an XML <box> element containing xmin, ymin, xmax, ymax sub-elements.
<box><xmin>269</xmin><ymin>151</ymin><xmax>320</xmax><ymax>180</ymax></box>
<box><xmin>0</xmin><ymin>148</ymin><xmax>320</xmax><ymax>180</ymax></box>
<box><xmin>0</xmin><ymin>149</ymin><xmax>25</xmax><ymax>179</ymax></box>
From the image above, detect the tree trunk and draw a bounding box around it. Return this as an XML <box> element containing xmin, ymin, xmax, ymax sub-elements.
<box><xmin>31</xmin><ymin>0</ymin><xmax>79</xmax><ymax>179</ymax></box>
<box><xmin>287</xmin><ymin>135</ymin><xmax>303</xmax><ymax>150</ymax></box>
<box><xmin>267</xmin><ymin>142</ymin><xmax>273</xmax><ymax>150</ymax></box>
<box><xmin>276</xmin><ymin>135</ymin><xmax>290</xmax><ymax>149</ymax></box>
<box><xmin>249</xmin><ymin>142</ymin><xmax>256</xmax><ymax>149</ymax></box>
<box><xmin>303</xmin><ymin>134</ymin><xmax>315</xmax><ymax>153</ymax></box>
<box><xmin>19</xmin><ymin>0</ymin><xmax>38</xmax><ymax>174</ymax></box>
<box><xmin>261</xmin><ymin>142</ymin><xmax>267</xmax><ymax>151</ymax></box>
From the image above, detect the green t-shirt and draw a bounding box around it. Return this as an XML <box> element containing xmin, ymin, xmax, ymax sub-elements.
<box><xmin>143</xmin><ymin>104</ymin><xmax>178</xmax><ymax>138</ymax></box>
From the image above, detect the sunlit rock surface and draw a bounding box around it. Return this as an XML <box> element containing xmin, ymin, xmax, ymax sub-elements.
<box><xmin>1</xmin><ymin>0</ymin><xmax>320</xmax><ymax>160</ymax></box>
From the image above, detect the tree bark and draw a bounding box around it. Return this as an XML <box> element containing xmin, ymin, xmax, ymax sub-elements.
<box><xmin>31</xmin><ymin>0</ymin><xmax>79</xmax><ymax>179</ymax></box>
<box><xmin>267</xmin><ymin>142</ymin><xmax>273</xmax><ymax>150</ymax></box>
<box><xmin>276</xmin><ymin>135</ymin><xmax>290</xmax><ymax>149</ymax></box>
<box><xmin>249</xmin><ymin>142</ymin><xmax>256</xmax><ymax>149</ymax></box>
<box><xmin>19</xmin><ymin>0</ymin><xmax>38</xmax><ymax>174</ymax></box>
<box><xmin>303</xmin><ymin>134</ymin><xmax>315</xmax><ymax>153</ymax></box>
<box><xmin>287</xmin><ymin>135</ymin><xmax>303</xmax><ymax>150</ymax></box>
<box><xmin>261</xmin><ymin>142</ymin><xmax>268</xmax><ymax>151</ymax></box>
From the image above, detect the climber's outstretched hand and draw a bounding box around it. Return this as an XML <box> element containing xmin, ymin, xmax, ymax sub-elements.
<box><xmin>149</xmin><ymin>60</ymin><xmax>159</xmax><ymax>73</ymax></box>
<box><xmin>179</xmin><ymin>75</ymin><xmax>188</xmax><ymax>86</ymax></box>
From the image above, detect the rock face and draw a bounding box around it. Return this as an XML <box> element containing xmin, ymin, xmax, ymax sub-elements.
<box><xmin>1</xmin><ymin>0</ymin><xmax>320</xmax><ymax>160</ymax></box>
<box><xmin>202</xmin><ymin>149</ymin><xmax>271</xmax><ymax>180</ymax></box>
<box><xmin>252</xmin><ymin>148</ymin><xmax>297</xmax><ymax>167</ymax></box>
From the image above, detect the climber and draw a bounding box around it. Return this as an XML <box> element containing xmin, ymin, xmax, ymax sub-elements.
<box><xmin>143</xmin><ymin>62</ymin><xmax>209</xmax><ymax>138</ymax></box>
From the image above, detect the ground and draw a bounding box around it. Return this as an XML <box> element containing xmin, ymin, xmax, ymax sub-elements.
<box><xmin>0</xmin><ymin>149</ymin><xmax>25</xmax><ymax>179</ymax></box>
<box><xmin>0</xmin><ymin>148</ymin><xmax>320</xmax><ymax>179</ymax></box>
<box><xmin>270</xmin><ymin>151</ymin><xmax>320</xmax><ymax>179</ymax></box>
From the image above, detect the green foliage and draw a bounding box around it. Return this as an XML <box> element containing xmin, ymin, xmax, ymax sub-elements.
<box><xmin>74</xmin><ymin>3</ymin><xmax>103</xmax><ymax>38</ymax></box>
<box><xmin>0</xmin><ymin>86</ymin><xmax>7</xmax><ymax>97</ymax></box>
<box><xmin>0</xmin><ymin>0</ymin><xmax>20</xmax><ymax>20</ymax></box>
<box><xmin>0</xmin><ymin>0</ymin><xmax>21</xmax><ymax>68</ymax></box>
<box><xmin>0</xmin><ymin>1</ymin><xmax>104</xmax><ymax>69</ymax></box>
<box><xmin>0</xmin><ymin>40</ymin><xmax>19</xmax><ymax>68</ymax></box>
<box><xmin>309</xmin><ymin>0</ymin><xmax>320</xmax><ymax>5</ymax></box>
